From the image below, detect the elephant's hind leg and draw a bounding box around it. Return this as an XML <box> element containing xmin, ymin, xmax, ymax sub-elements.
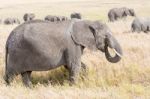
<box><xmin>4</xmin><ymin>66</ymin><xmax>17</xmax><ymax>85</ymax></box>
<box><xmin>21</xmin><ymin>71</ymin><xmax>32</xmax><ymax>88</ymax></box>
<box><xmin>4</xmin><ymin>71</ymin><xmax>15</xmax><ymax>85</ymax></box>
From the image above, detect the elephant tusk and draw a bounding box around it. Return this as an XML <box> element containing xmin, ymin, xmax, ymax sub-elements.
<box><xmin>112</xmin><ymin>48</ymin><xmax>122</xmax><ymax>58</ymax></box>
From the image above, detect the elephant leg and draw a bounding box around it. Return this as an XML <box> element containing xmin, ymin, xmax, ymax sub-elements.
<box><xmin>4</xmin><ymin>70</ymin><xmax>15</xmax><ymax>85</ymax></box>
<box><xmin>134</xmin><ymin>26</ymin><xmax>141</xmax><ymax>33</ymax></box>
<box><xmin>68</xmin><ymin>63</ymin><xmax>81</xmax><ymax>85</ymax></box>
<box><xmin>65</xmin><ymin>62</ymin><xmax>87</xmax><ymax>79</ymax></box>
<box><xmin>110</xmin><ymin>16</ymin><xmax>115</xmax><ymax>22</ymax></box>
<box><xmin>80</xmin><ymin>62</ymin><xmax>88</xmax><ymax>79</ymax></box>
<box><xmin>21</xmin><ymin>71</ymin><xmax>32</xmax><ymax>88</ymax></box>
<box><xmin>65</xmin><ymin>55</ymin><xmax>81</xmax><ymax>85</ymax></box>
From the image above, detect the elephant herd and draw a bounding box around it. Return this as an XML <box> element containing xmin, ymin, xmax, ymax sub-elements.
<box><xmin>0</xmin><ymin>12</ymin><xmax>81</xmax><ymax>25</ymax></box>
<box><xmin>2</xmin><ymin>8</ymin><xmax>150</xmax><ymax>33</ymax></box>
<box><xmin>108</xmin><ymin>7</ymin><xmax>150</xmax><ymax>33</ymax></box>
<box><xmin>2</xmin><ymin>7</ymin><xmax>149</xmax><ymax>88</ymax></box>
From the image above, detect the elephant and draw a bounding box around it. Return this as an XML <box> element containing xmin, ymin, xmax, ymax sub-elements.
<box><xmin>70</xmin><ymin>13</ymin><xmax>82</xmax><ymax>19</ymax></box>
<box><xmin>45</xmin><ymin>15</ymin><xmax>68</xmax><ymax>22</ymax></box>
<box><xmin>45</xmin><ymin>15</ymin><xmax>58</xmax><ymax>22</ymax></box>
<box><xmin>131</xmin><ymin>17</ymin><xmax>150</xmax><ymax>33</ymax></box>
<box><xmin>23</xmin><ymin>13</ymin><xmax>35</xmax><ymax>22</ymax></box>
<box><xmin>108</xmin><ymin>7</ymin><xmax>136</xmax><ymax>22</ymax></box>
<box><xmin>4</xmin><ymin>18</ymin><xmax>20</xmax><ymax>25</ymax></box>
<box><xmin>4</xmin><ymin>19</ymin><xmax>122</xmax><ymax>87</ymax></box>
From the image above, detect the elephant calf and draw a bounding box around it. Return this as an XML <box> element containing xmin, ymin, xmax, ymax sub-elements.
<box><xmin>108</xmin><ymin>7</ymin><xmax>136</xmax><ymax>22</ymax></box>
<box><xmin>4</xmin><ymin>19</ymin><xmax>122</xmax><ymax>87</ymax></box>
<box><xmin>131</xmin><ymin>17</ymin><xmax>150</xmax><ymax>33</ymax></box>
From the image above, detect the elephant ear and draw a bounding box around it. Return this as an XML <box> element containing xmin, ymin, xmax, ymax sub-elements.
<box><xmin>71</xmin><ymin>21</ymin><xmax>97</xmax><ymax>50</ymax></box>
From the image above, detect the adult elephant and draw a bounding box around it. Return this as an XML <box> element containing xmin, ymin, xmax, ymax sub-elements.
<box><xmin>4</xmin><ymin>18</ymin><xmax>20</xmax><ymax>25</ymax></box>
<box><xmin>108</xmin><ymin>7</ymin><xmax>136</xmax><ymax>22</ymax></box>
<box><xmin>131</xmin><ymin>17</ymin><xmax>150</xmax><ymax>33</ymax></box>
<box><xmin>4</xmin><ymin>19</ymin><xmax>122</xmax><ymax>87</ymax></box>
<box><xmin>70</xmin><ymin>13</ymin><xmax>82</xmax><ymax>19</ymax></box>
<box><xmin>23</xmin><ymin>13</ymin><xmax>35</xmax><ymax>22</ymax></box>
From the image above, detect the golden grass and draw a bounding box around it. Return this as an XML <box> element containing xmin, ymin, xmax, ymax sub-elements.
<box><xmin>0</xmin><ymin>0</ymin><xmax>150</xmax><ymax>98</ymax></box>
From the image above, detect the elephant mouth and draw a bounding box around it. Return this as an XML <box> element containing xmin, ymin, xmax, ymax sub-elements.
<box><xmin>104</xmin><ymin>43</ymin><xmax>122</xmax><ymax>63</ymax></box>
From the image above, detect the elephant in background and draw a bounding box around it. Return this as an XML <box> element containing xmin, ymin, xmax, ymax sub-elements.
<box><xmin>70</xmin><ymin>13</ymin><xmax>82</xmax><ymax>19</ymax></box>
<box><xmin>108</xmin><ymin>7</ymin><xmax>136</xmax><ymax>22</ymax></box>
<box><xmin>131</xmin><ymin>17</ymin><xmax>150</xmax><ymax>33</ymax></box>
<box><xmin>45</xmin><ymin>15</ymin><xmax>58</xmax><ymax>22</ymax></box>
<box><xmin>4</xmin><ymin>18</ymin><xmax>20</xmax><ymax>25</ymax></box>
<box><xmin>4</xmin><ymin>19</ymin><xmax>122</xmax><ymax>87</ymax></box>
<box><xmin>23</xmin><ymin>13</ymin><xmax>35</xmax><ymax>22</ymax></box>
<box><xmin>45</xmin><ymin>15</ymin><xmax>68</xmax><ymax>22</ymax></box>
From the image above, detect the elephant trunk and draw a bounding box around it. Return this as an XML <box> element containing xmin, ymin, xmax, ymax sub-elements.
<box><xmin>104</xmin><ymin>35</ymin><xmax>123</xmax><ymax>63</ymax></box>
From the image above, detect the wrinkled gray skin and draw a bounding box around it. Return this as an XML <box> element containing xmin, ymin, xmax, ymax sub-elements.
<box><xmin>70</xmin><ymin>13</ymin><xmax>82</xmax><ymax>19</ymax></box>
<box><xmin>131</xmin><ymin>17</ymin><xmax>150</xmax><ymax>33</ymax></box>
<box><xmin>45</xmin><ymin>15</ymin><xmax>68</xmax><ymax>22</ymax></box>
<box><xmin>4</xmin><ymin>19</ymin><xmax>122</xmax><ymax>87</ymax></box>
<box><xmin>108</xmin><ymin>7</ymin><xmax>136</xmax><ymax>22</ymax></box>
<box><xmin>23</xmin><ymin>13</ymin><xmax>35</xmax><ymax>22</ymax></box>
<box><xmin>4</xmin><ymin>18</ymin><xmax>20</xmax><ymax>25</ymax></box>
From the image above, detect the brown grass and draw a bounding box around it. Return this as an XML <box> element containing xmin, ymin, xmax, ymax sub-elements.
<box><xmin>0</xmin><ymin>0</ymin><xmax>150</xmax><ymax>99</ymax></box>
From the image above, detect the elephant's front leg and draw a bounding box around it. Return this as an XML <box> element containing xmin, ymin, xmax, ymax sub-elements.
<box><xmin>68</xmin><ymin>61</ymin><xmax>81</xmax><ymax>85</ymax></box>
<box><xmin>66</xmin><ymin>45</ymin><xmax>82</xmax><ymax>85</ymax></box>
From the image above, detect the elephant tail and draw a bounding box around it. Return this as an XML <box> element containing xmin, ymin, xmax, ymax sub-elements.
<box><xmin>5</xmin><ymin>42</ymin><xmax>8</xmax><ymax>72</ymax></box>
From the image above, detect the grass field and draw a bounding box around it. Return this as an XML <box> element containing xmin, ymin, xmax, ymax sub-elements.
<box><xmin>0</xmin><ymin>0</ymin><xmax>150</xmax><ymax>99</ymax></box>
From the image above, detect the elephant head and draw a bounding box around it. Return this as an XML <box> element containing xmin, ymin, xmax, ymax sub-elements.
<box><xmin>121</xmin><ymin>7</ymin><xmax>130</xmax><ymax>17</ymax></box>
<box><xmin>128</xmin><ymin>9</ymin><xmax>136</xmax><ymax>16</ymax></box>
<box><xmin>122</xmin><ymin>8</ymin><xmax>136</xmax><ymax>17</ymax></box>
<box><xmin>71</xmin><ymin>20</ymin><xmax>122</xmax><ymax>63</ymax></box>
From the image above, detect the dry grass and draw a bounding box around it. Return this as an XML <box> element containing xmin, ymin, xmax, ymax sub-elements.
<box><xmin>0</xmin><ymin>0</ymin><xmax>150</xmax><ymax>99</ymax></box>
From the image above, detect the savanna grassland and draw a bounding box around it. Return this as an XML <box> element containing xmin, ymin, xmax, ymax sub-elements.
<box><xmin>0</xmin><ymin>0</ymin><xmax>150</xmax><ymax>98</ymax></box>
